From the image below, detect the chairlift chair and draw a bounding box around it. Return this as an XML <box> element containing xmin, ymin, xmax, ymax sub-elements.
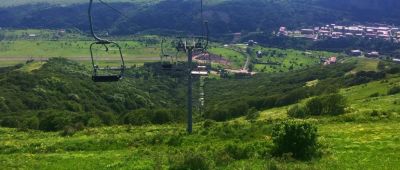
<box><xmin>160</xmin><ymin>38</ymin><xmax>178</xmax><ymax>70</ymax></box>
<box><xmin>88</xmin><ymin>0</ymin><xmax>126</xmax><ymax>82</ymax></box>
<box><xmin>90</xmin><ymin>41</ymin><xmax>125</xmax><ymax>82</ymax></box>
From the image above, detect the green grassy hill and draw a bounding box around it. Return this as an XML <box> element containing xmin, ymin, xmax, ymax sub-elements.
<box><xmin>0</xmin><ymin>56</ymin><xmax>400</xmax><ymax>169</ymax></box>
<box><xmin>1</xmin><ymin>70</ymin><xmax>400</xmax><ymax>168</ymax></box>
<box><xmin>1</xmin><ymin>120</ymin><xmax>399</xmax><ymax>169</ymax></box>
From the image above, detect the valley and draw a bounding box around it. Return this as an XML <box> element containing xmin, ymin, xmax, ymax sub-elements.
<box><xmin>1</xmin><ymin>0</ymin><xmax>400</xmax><ymax>169</ymax></box>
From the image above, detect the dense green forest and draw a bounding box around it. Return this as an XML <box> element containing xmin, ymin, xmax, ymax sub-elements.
<box><xmin>1</xmin><ymin>56</ymin><xmax>400</xmax><ymax>169</ymax></box>
<box><xmin>0</xmin><ymin>58</ymin><xmax>189</xmax><ymax>131</ymax></box>
<box><xmin>1</xmin><ymin>0</ymin><xmax>400</xmax><ymax>36</ymax></box>
<box><xmin>1</xmin><ymin>57</ymin><xmax>399</xmax><ymax>131</ymax></box>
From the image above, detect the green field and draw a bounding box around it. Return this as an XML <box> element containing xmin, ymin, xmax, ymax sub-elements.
<box><xmin>0</xmin><ymin>0</ymin><xmax>163</xmax><ymax>7</ymax></box>
<box><xmin>0</xmin><ymin>40</ymin><xmax>162</xmax><ymax>67</ymax></box>
<box><xmin>252</xmin><ymin>47</ymin><xmax>339</xmax><ymax>73</ymax></box>
<box><xmin>208</xmin><ymin>46</ymin><xmax>247</xmax><ymax>69</ymax></box>
<box><xmin>1</xmin><ymin>120</ymin><xmax>399</xmax><ymax>169</ymax></box>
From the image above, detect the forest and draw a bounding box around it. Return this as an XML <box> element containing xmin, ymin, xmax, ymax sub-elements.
<box><xmin>1</xmin><ymin>0</ymin><xmax>400</xmax><ymax>36</ymax></box>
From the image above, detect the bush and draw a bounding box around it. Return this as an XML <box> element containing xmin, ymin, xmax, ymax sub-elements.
<box><xmin>202</xmin><ymin>119</ymin><xmax>216</xmax><ymax>129</ymax></box>
<box><xmin>319</xmin><ymin>93</ymin><xmax>347</xmax><ymax>115</ymax></box>
<box><xmin>224</xmin><ymin>143</ymin><xmax>249</xmax><ymax>160</ymax></box>
<box><xmin>0</xmin><ymin>117</ymin><xmax>21</xmax><ymax>128</ymax></box>
<box><xmin>0</xmin><ymin>97</ymin><xmax>10</xmax><ymax>113</ymax></box>
<box><xmin>388</xmin><ymin>86</ymin><xmax>400</xmax><ymax>95</ymax></box>
<box><xmin>87</xmin><ymin>116</ymin><xmax>103</xmax><ymax>127</ymax></box>
<box><xmin>123</xmin><ymin>109</ymin><xmax>152</xmax><ymax>126</ymax></box>
<box><xmin>305</xmin><ymin>93</ymin><xmax>347</xmax><ymax>116</ymax></box>
<box><xmin>369</xmin><ymin>92</ymin><xmax>380</xmax><ymax>98</ymax></box>
<box><xmin>305</xmin><ymin>98</ymin><xmax>324</xmax><ymax>116</ymax></box>
<box><xmin>21</xmin><ymin>116</ymin><xmax>40</xmax><ymax>130</ymax></box>
<box><xmin>205</xmin><ymin>108</ymin><xmax>230</xmax><ymax>121</ymax></box>
<box><xmin>170</xmin><ymin>152</ymin><xmax>211</xmax><ymax>170</ymax></box>
<box><xmin>287</xmin><ymin>105</ymin><xmax>307</xmax><ymax>118</ymax></box>
<box><xmin>97</xmin><ymin>112</ymin><xmax>117</xmax><ymax>126</ymax></box>
<box><xmin>246</xmin><ymin>107</ymin><xmax>260</xmax><ymax>120</ymax></box>
<box><xmin>60</xmin><ymin>125</ymin><xmax>77</xmax><ymax>137</ymax></box>
<box><xmin>272</xmin><ymin>120</ymin><xmax>318</xmax><ymax>160</ymax></box>
<box><xmin>152</xmin><ymin>109</ymin><xmax>173</xmax><ymax>124</ymax></box>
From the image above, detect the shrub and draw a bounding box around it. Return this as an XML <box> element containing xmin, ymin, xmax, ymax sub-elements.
<box><xmin>386</xmin><ymin>66</ymin><xmax>400</xmax><ymax>74</ymax></box>
<box><xmin>272</xmin><ymin>120</ymin><xmax>318</xmax><ymax>160</ymax></box>
<box><xmin>369</xmin><ymin>92</ymin><xmax>380</xmax><ymax>98</ymax></box>
<box><xmin>205</xmin><ymin>108</ymin><xmax>230</xmax><ymax>121</ymax></box>
<box><xmin>287</xmin><ymin>105</ymin><xmax>307</xmax><ymax>118</ymax></box>
<box><xmin>202</xmin><ymin>119</ymin><xmax>216</xmax><ymax>129</ymax></box>
<box><xmin>214</xmin><ymin>150</ymin><xmax>234</xmax><ymax>166</ymax></box>
<box><xmin>388</xmin><ymin>86</ymin><xmax>400</xmax><ymax>95</ymax></box>
<box><xmin>166</xmin><ymin>134</ymin><xmax>182</xmax><ymax>146</ymax></box>
<box><xmin>152</xmin><ymin>109</ymin><xmax>173</xmax><ymax>124</ymax></box>
<box><xmin>0</xmin><ymin>117</ymin><xmax>21</xmax><ymax>128</ymax></box>
<box><xmin>320</xmin><ymin>93</ymin><xmax>347</xmax><ymax>115</ymax></box>
<box><xmin>275</xmin><ymin>88</ymin><xmax>308</xmax><ymax>106</ymax></box>
<box><xmin>305</xmin><ymin>98</ymin><xmax>324</xmax><ymax>116</ymax></box>
<box><xmin>123</xmin><ymin>109</ymin><xmax>151</xmax><ymax>126</ymax></box>
<box><xmin>87</xmin><ymin>116</ymin><xmax>103</xmax><ymax>127</ymax></box>
<box><xmin>224</xmin><ymin>143</ymin><xmax>249</xmax><ymax>160</ymax></box>
<box><xmin>21</xmin><ymin>116</ymin><xmax>40</xmax><ymax>130</ymax></box>
<box><xmin>246</xmin><ymin>107</ymin><xmax>260</xmax><ymax>120</ymax></box>
<box><xmin>305</xmin><ymin>93</ymin><xmax>347</xmax><ymax>116</ymax></box>
<box><xmin>170</xmin><ymin>152</ymin><xmax>211</xmax><ymax>170</ymax></box>
<box><xmin>0</xmin><ymin>97</ymin><xmax>10</xmax><ymax>113</ymax></box>
<box><xmin>97</xmin><ymin>112</ymin><xmax>117</xmax><ymax>126</ymax></box>
<box><xmin>60</xmin><ymin>125</ymin><xmax>77</xmax><ymax>137</ymax></box>
<box><xmin>346</xmin><ymin>71</ymin><xmax>386</xmax><ymax>86</ymax></box>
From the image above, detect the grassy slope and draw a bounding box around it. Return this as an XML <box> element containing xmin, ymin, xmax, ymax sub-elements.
<box><xmin>208</xmin><ymin>47</ymin><xmax>247</xmax><ymax>69</ymax></box>
<box><xmin>0</xmin><ymin>121</ymin><xmax>399</xmax><ymax>169</ymax></box>
<box><xmin>1</xmin><ymin>58</ymin><xmax>399</xmax><ymax>169</ymax></box>
<box><xmin>259</xmin><ymin>58</ymin><xmax>400</xmax><ymax>120</ymax></box>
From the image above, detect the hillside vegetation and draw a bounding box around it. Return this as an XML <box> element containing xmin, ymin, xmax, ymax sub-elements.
<box><xmin>0</xmin><ymin>57</ymin><xmax>399</xmax><ymax>169</ymax></box>
<box><xmin>2</xmin><ymin>0</ymin><xmax>400</xmax><ymax>36</ymax></box>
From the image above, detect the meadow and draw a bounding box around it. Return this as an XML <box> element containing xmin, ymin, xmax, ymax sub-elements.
<box><xmin>1</xmin><ymin>58</ymin><xmax>400</xmax><ymax>169</ymax></box>
<box><xmin>1</xmin><ymin>115</ymin><xmax>399</xmax><ymax>169</ymax></box>
<box><xmin>1</xmin><ymin>29</ymin><xmax>400</xmax><ymax>169</ymax></box>
<box><xmin>252</xmin><ymin>47</ymin><xmax>339</xmax><ymax>73</ymax></box>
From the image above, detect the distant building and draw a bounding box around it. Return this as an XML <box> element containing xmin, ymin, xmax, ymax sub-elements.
<box><xmin>393</xmin><ymin>58</ymin><xmax>400</xmax><ymax>63</ymax></box>
<box><xmin>301</xmin><ymin>29</ymin><xmax>314</xmax><ymax>35</ymax></box>
<box><xmin>324</xmin><ymin>56</ymin><xmax>337</xmax><ymax>65</ymax></box>
<box><xmin>279</xmin><ymin>27</ymin><xmax>286</xmax><ymax>32</ymax></box>
<box><xmin>28</xmin><ymin>34</ymin><xmax>37</xmax><ymax>37</ymax></box>
<box><xmin>366</xmin><ymin>51</ymin><xmax>380</xmax><ymax>58</ymax></box>
<box><xmin>350</xmin><ymin>50</ymin><xmax>362</xmax><ymax>56</ymax></box>
<box><xmin>256</xmin><ymin>51</ymin><xmax>263</xmax><ymax>58</ymax></box>
<box><xmin>247</xmin><ymin>40</ymin><xmax>257</xmax><ymax>46</ymax></box>
<box><xmin>279</xmin><ymin>23</ymin><xmax>400</xmax><ymax>43</ymax></box>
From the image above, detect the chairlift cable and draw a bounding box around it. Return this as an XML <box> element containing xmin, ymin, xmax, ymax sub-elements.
<box><xmin>98</xmin><ymin>0</ymin><xmax>129</xmax><ymax>19</ymax></box>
